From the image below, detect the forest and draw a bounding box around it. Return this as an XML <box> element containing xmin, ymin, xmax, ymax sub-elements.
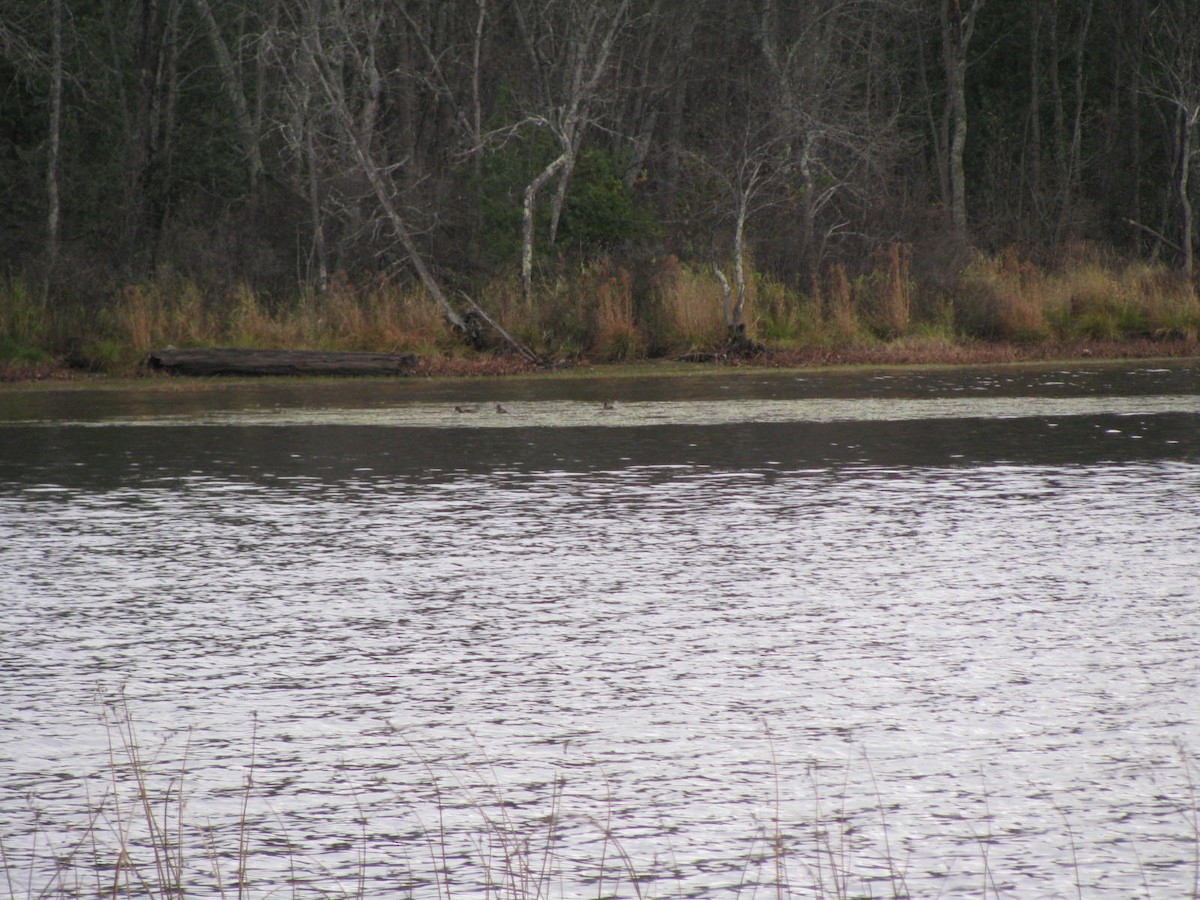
<box><xmin>2</xmin><ymin>0</ymin><xmax>1199</xmax><ymax>371</ymax></box>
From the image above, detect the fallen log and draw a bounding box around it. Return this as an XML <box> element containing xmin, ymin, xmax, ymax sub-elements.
<box><xmin>148</xmin><ymin>347</ymin><xmax>420</xmax><ymax>377</ymax></box>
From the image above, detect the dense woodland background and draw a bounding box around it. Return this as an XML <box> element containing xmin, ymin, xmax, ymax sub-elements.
<box><xmin>2</xmin><ymin>0</ymin><xmax>1199</xmax><ymax>363</ymax></box>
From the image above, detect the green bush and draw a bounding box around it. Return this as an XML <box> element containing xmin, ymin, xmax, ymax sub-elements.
<box><xmin>558</xmin><ymin>149</ymin><xmax>658</xmax><ymax>251</ymax></box>
<box><xmin>0</xmin><ymin>335</ymin><xmax>51</xmax><ymax>364</ymax></box>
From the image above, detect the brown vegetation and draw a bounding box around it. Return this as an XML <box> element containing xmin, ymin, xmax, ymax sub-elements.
<box><xmin>1</xmin><ymin>250</ymin><xmax>1197</xmax><ymax>382</ymax></box>
<box><xmin>4</xmin><ymin>1</ymin><xmax>1200</xmax><ymax>380</ymax></box>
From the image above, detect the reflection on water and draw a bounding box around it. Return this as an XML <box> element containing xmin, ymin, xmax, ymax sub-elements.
<box><xmin>1</xmin><ymin>363</ymin><xmax>1199</xmax><ymax>897</ymax></box>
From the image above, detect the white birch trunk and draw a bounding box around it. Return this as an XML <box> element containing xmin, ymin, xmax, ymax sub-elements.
<box><xmin>1182</xmin><ymin>107</ymin><xmax>1197</xmax><ymax>280</ymax></box>
<box><xmin>522</xmin><ymin>153</ymin><xmax>569</xmax><ymax>302</ymax></box>
<box><xmin>732</xmin><ymin>200</ymin><xmax>748</xmax><ymax>330</ymax></box>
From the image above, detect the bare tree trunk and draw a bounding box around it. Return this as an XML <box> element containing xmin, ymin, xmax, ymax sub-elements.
<box><xmin>712</xmin><ymin>262</ymin><xmax>732</xmax><ymax>326</ymax></box>
<box><xmin>352</xmin><ymin>137</ymin><xmax>463</xmax><ymax>329</ymax></box>
<box><xmin>158</xmin><ymin>0</ymin><xmax>183</xmax><ymax>219</ymax></box>
<box><xmin>126</xmin><ymin>0</ymin><xmax>165</xmax><ymax>269</ymax></box>
<box><xmin>1048</xmin><ymin>2</ymin><xmax>1065</xmax><ymax>184</ymax></box>
<box><xmin>1181</xmin><ymin>107</ymin><xmax>1196</xmax><ymax>280</ymax></box>
<box><xmin>1128</xmin><ymin>1</ymin><xmax>1145</xmax><ymax>231</ymax></box>
<box><xmin>470</xmin><ymin>0</ymin><xmax>486</xmax><ymax>172</ymax></box>
<box><xmin>357</xmin><ymin>5</ymin><xmax>382</xmax><ymax>151</ymax></box>
<box><xmin>941</xmin><ymin>0</ymin><xmax>987</xmax><ymax>245</ymax></box>
<box><xmin>732</xmin><ymin>197</ymin><xmax>748</xmax><ymax>330</ymax></box>
<box><xmin>547</xmin><ymin>151</ymin><xmax>576</xmax><ymax>245</ymax></box>
<box><xmin>916</xmin><ymin>15</ymin><xmax>949</xmax><ymax>210</ymax></box>
<box><xmin>1025</xmin><ymin>0</ymin><xmax>1042</xmax><ymax>225</ymax></box>
<box><xmin>307</xmin><ymin>17</ymin><xmax>465</xmax><ymax>331</ymax></box>
<box><xmin>797</xmin><ymin>132</ymin><xmax>819</xmax><ymax>272</ymax></box>
<box><xmin>192</xmin><ymin>0</ymin><xmax>264</xmax><ymax>190</ymax></box>
<box><xmin>1055</xmin><ymin>0</ymin><xmax>1093</xmax><ymax>244</ymax></box>
<box><xmin>45</xmin><ymin>0</ymin><xmax>63</xmax><ymax>283</ymax></box>
<box><xmin>305</xmin><ymin>122</ymin><xmax>328</xmax><ymax>291</ymax></box>
<box><xmin>522</xmin><ymin>153</ymin><xmax>568</xmax><ymax>302</ymax></box>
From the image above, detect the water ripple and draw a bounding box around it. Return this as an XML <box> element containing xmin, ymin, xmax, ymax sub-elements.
<box><xmin>2</xmin><ymin>454</ymin><xmax>1199</xmax><ymax>896</ymax></box>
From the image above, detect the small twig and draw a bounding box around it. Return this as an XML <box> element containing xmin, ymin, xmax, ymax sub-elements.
<box><xmin>863</xmin><ymin>751</ymin><xmax>909</xmax><ymax>899</ymax></box>
<box><xmin>236</xmin><ymin>712</ymin><xmax>258</xmax><ymax>900</ymax></box>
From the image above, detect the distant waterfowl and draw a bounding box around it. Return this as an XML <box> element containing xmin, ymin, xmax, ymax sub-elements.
<box><xmin>495</xmin><ymin>403</ymin><xmax>508</xmax><ymax>413</ymax></box>
<box><xmin>601</xmin><ymin>400</ymin><xmax>615</xmax><ymax>410</ymax></box>
<box><xmin>455</xmin><ymin>405</ymin><xmax>477</xmax><ymax>413</ymax></box>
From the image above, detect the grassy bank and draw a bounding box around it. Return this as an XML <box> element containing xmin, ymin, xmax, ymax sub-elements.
<box><xmin>3</xmin><ymin>249</ymin><xmax>1200</xmax><ymax>381</ymax></box>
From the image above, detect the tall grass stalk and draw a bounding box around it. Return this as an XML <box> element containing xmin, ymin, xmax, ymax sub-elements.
<box><xmin>100</xmin><ymin>702</ymin><xmax>189</xmax><ymax>898</ymax></box>
<box><xmin>6</xmin><ymin>712</ymin><xmax>1200</xmax><ymax>898</ymax></box>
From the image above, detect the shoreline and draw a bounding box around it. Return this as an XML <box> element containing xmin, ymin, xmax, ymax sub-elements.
<box><xmin>1</xmin><ymin>337</ymin><xmax>1197</xmax><ymax>391</ymax></box>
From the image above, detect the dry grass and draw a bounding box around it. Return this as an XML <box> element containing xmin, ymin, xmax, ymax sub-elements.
<box><xmin>956</xmin><ymin>250</ymin><xmax>1053</xmax><ymax>340</ymax></box>
<box><xmin>854</xmin><ymin>243</ymin><xmax>913</xmax><ymax>338</ymax></box>
<box><xmin>824</xmin><ymin>263</ymin><xmax>860</xmax><ymax>339</ymax></box>
<box><xmin>659</xmin><ymin>259</ymin><xmax>727</xmax><ymax>351</ymax></box>
<box><xmin>589</xmin><ymin>259</ymin><xmax>642</xmax><ymax>361</ymax></box>
<box><xmin>956</xmin><ymin>248</ymin><xmax>1200</xmax><ymax>343</ymax></box>
<box><xmin>0</xmin><ymin>709</ymin><xmax>924</xmax><ymax>899</ymax></box>
<box><xmin>106</xmin><ymin>275</ymin><xmax>456</xmax><ymax>357</ymax></box>
<box><xmin>2</xmin><ymin>252</ymin><xmax>1198</xmax><ymax>378</ymax></box>
<box><xmin>7</xmin><ymin>708</ymin><xmax>1200</xmax><ymax>899</ymax></box>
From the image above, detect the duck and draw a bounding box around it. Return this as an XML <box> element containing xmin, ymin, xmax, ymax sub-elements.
<box><xmin>601</xmin><ymin>400</ymin><xmax>615</xmax><ymax>410</ymax></box>
<box><xmin>454</xmin><ymin>405</ymin><xmax>477</xmax><ymax>413</ymax></box>
<box><xmin>495</xmin><ymin>403</ymin><xmax>508</xmax><ymax>413</ymax></box>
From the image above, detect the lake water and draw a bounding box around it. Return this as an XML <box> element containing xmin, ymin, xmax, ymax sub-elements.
<box><xmin>2</xmin><ymin>362</ymin><xmax>1199</xmax><ymax>898</ymax></box>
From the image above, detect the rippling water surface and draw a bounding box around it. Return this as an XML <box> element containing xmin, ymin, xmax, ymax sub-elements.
<box><xmin>2</xmin><ymin>363</ymin><xmax>1199</xmax><ymax>897</ymax></box>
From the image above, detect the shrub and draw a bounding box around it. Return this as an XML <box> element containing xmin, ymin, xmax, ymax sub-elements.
<box><xmin>589</xmin><ymin>258</ymin><xmax>645</xmax><ymax>361</ymax></box>
<box><xmin>855</xmin><ymin>243</ymin><xmax>913</xmax><ymax>338</ymax></box>
<box><xmin>0</xmin><ymin>277</ymin><xmax>50</xmax><ymax>347</ymax></box>
<box><xmin>955</xmin><ymin>251</ymin><xmax>1051</xmax><ymax>341</ymax></box>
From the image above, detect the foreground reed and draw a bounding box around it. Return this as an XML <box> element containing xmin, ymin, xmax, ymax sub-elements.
<box><xmin>3</xmin><ymin>708</ymin><xmax>1199</xmax><ymax>898</ymax></box>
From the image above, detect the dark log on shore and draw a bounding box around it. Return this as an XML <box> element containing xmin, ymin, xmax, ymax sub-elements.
<box><xmin>148</xmin><ymin>347</ymin><xmax>420</xmax><ymax>377</ymax></box>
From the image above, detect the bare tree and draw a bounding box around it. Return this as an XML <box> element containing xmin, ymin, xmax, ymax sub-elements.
<box><xmin>507</xmin><ymin>0</ymin><xmax>631</xmax><ymax>301</ymax></box>
<box><xmin>46</xmin><ymin>0</ymin><xmax>63</xmax><ymax>281</ymax></box>
<box><xmin>1143</xmin><ymin>0</ymin><xmax>1200</xmax><ymax>279</ymax></box>
<box><xmin>683</xmin><ymin>105</ymin><xmax>789</xmax><ymax>343</ymax></box>
<box><xmin>397</xmin><ymin>0</ymin><xmax>489</xmax><ymax>167</ymax></box>
<box><xmin>124</xmin><ymin>0</ymin><xmax>166</xmax><ymax>264</ymax></box>
<box><xmin>714</xmin><ymin>137</ymin><xmax>785</xmax><ymax>338</ymax></box>
<box><xmin>940</xmin><ymin>0</ymin><xmax>987</xmax><ymax>245</ymax></box>
<box><xmin>755</xmin><ymin>0</ymin><xmax>909</xmax><ymax>275</ymax></box>
<box><xmin>191</xmin><ymin>0</ymin><xmax>269</xmax><ymax>192</ymax></box>
<box><xmin>274</xmin><ymin>12</ymin><xmax>330</xmax><ymax>289</ymax></box>
<box><xmin>756</xmin><ymin>0</ymin><xmax>839</xmax><ymax>272</ymax></box>
<box><xmin>300</xmin><ymin>0</ymin><xmax>467</xmax><ymax>330</ymax></box>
